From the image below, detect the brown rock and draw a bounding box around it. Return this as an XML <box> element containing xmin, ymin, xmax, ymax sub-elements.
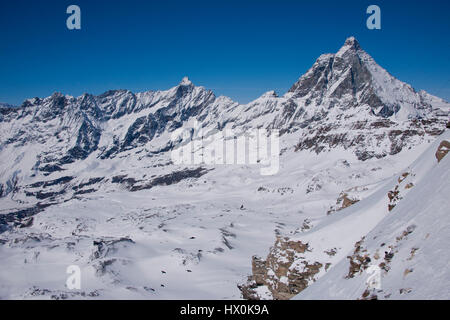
<box><xmin>404</xmin><ymin>182</ymin><xmax>414</xmax><ymax>189</ymax></box>
<box><xmin>342</xmin><ymin>195</ymin><xmax>359</xmax><ymax>209</ymax></box>
<box><xmin>327</xmin><ymin>192</ymin><xmax>359</xmax><ymax>215</ymax></box>
<box><xmin>251</xmin><ymin>256</ymin><xmax>267</xmax><ymax>286</ymax></box>
<box><xmin>436</xmin><ymin>140</ymin><xmax>450</xmax><ymax>163</ymax></box>
<box><xmin>398</xmin><ymin>172</ymin><xmax>409</xmax><ymax>183</ymax></box>
<box><xmin>239</xmin><ymin>237</ymin><xmax>323</xmax><ymax>300</ymax></box>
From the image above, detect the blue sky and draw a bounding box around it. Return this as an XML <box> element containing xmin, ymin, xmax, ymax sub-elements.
<box><xmin>1</xmin><ymin>0</ymin><xmax>449</xmax><ymax>105</ymax></box>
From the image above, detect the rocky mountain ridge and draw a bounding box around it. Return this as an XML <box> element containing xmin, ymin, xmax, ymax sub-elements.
<box><xmin>1</xmin><ymin>38</ymin><xmax>448</xmax><ymax>208</ymax></box>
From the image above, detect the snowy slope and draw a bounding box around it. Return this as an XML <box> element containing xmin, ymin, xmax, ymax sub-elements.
<box><xmin>294</xmin><ymin>131</ymin><xmax>450</xmax><ymax>299</ymax></box>
<box><xmin>239</xmin><ymin>131</ymin><xmax>449</xmax><ymax>300</ymax></box>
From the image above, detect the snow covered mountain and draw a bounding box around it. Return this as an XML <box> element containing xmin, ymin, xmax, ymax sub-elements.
<box><xmin>0</xmin><ymin>37</ymin><xmax>448</xmax><ymax>299</ymax></box>
<box><xmin>293</xmin><ymin>133</ymin><xmax>450</xmax><ymax>300</ymax></box>
<box><xmin>0</xmin><ymin>103</ymin><xmax>16</xmax><ymax>109</ymax></box>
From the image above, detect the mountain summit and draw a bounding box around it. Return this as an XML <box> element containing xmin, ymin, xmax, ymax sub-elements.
<box><xmin>288</xmin><ymin>37</ymin><xmax>447</xmax><ymax>120</ymax></box>
<box><xmin>342</xmin><ymin>36</ymin><xmax>361</xmax><ymax>49</ymax></box>
<box><xmin>180</xmin><ymin>76</ymin><xmax>193</xmax><ymax>86</ymax></box>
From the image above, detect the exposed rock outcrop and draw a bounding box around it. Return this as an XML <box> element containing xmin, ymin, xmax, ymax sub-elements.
<box><xmin>436</xmin><ymin>140</ymin><xmax>450</xmax><ymax>163</ymax></box>
<box><xmin>327</xmin><ymin>191</ymin><xmax>360</xmax><ymax>215</ymax></box>
<box><xmin>239</xmin><ymin>236</ymin><xmax>323</xmax><ymax>300</ymax></box>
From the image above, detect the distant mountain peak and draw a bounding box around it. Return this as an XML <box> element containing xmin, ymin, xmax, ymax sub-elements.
<box><xmin>336</xmin><ymin>36</ymin><xmax>362</xmax><ymax>58</ymax></box>
<box><xmin>180</xmin><ymin>76</ymin><xmax>193</xmax><ymax>86</ymax></box>
<box><xmin>0</xmin><ymin>102</ymin><xmax>16</xmax><ymax>109</ymax></box>
<box><xmin>286</xmin><ymin>37</ymin><xmax>449</xmax><ymax>120</ymax></box>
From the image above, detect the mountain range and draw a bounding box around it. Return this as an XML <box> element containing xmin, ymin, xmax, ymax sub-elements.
<box><xmin>0</xmin><ymin>37</ymin><xmax>449</xmax><ymax>300</ymax></box>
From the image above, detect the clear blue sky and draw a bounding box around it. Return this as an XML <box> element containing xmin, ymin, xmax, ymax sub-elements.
<box><xmin>1</xmin><ymin>0</ymin><xmax>449</xmax><ymax>105</ymax></box>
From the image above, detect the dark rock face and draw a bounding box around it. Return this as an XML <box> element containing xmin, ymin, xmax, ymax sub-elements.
<box><xmin>71</xmin><ymin>177</ymin><xmax>104</xmax><ymax>192</ymax></box>
<box><xmin>98</xmin><ymin>90</ymin><xmax>137</xmax><ymax>119</ymax></box>
<box><xmin>28</xmin><ymin>176</ymin><xmax>74</xmax><ymax>188</ymax></box>
<box><xmin>98</xmin><ymin>83</ymin><xmax>215</xmax><ymax>158</ymax></box>
<box><xmin>0</xmin><ymin>171</ymin><xmax>20</xmax><ymax>198</ymax></box>
<box><xmin>289</xmin><ymin>54</ymin><xmax>335</xmax><ymax>98</ymax></box>
<box><xmin>288</xmin><ymin>39</ymin><xmax>380</xmax><ymax>112</ymax></box>
<box><xmin>38</xmin><ymin>164</ymin><xmax>65</xmax><ymax>174</ymax></box>
<box><xmin>294</xmin><ymin>118</ymin><xmax>447</xmax><ymax>161</ymax></box>
<box><xmin>60</xmin><ymin>120</ymin><xmax>101</xmax><ymax>164</ymax></box>
<box><xmin>91</xmin><ymin>237</ymin><xmax>135</xmax><ymax>260</ymax></box>
<box><xmin>121</xmin><ymin>115</ymin><xmax>158</xmax><ymax>150</ymax></box>
<box><xmin>35</xmin><ymin>93</ymin><xmax>69</xmax><ymax>121</ymax></box>
<box><xmin>0</xmin><ymin>203</ymin><xmax>54</xmax><ymax>234</ymax></box>
<box><xmin>110</xmin><ymin>167</ymin><xmax>211</xmax><ymax>192</ymax></box>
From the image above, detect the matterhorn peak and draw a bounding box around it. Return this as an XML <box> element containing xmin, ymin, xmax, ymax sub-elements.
<box><xmin>344</xmin><ymin>36</ymin><xmax>360</xmax><ymax>47</ymax></box>
<box><xmin>336</xmin><ymin>36</ymin><xmax>362</xmax><ymax>57</ymax></box>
